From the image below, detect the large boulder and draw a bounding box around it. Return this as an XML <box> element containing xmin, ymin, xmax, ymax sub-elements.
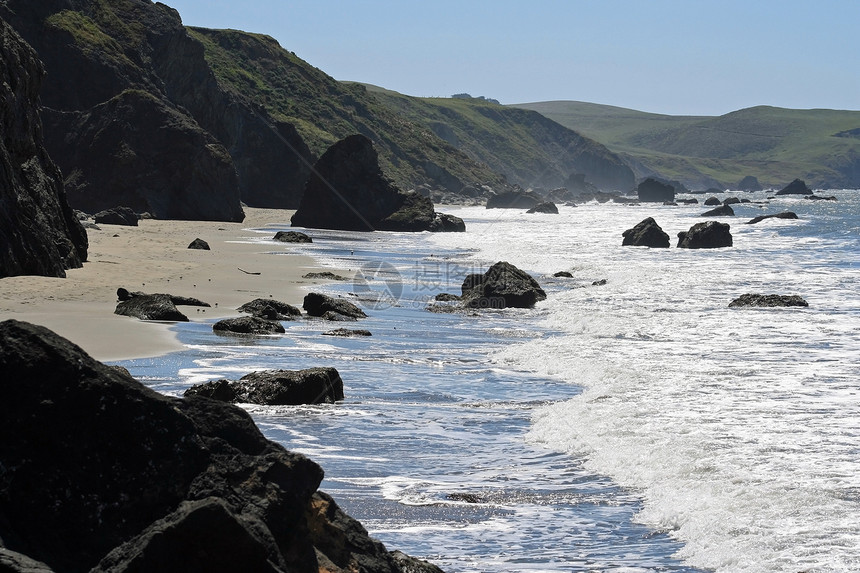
<box><xmin>303</xmin><ymin>292</ymin><xmax>367</xmax><ymax>319</ymax></box>
<box><xmin>238</xmin><ymin>298</ymin><xmax>302</xmax><ymax>320</ymax></box>
<box><xmin>775</xmin><ymin>179</ymin><xmax>813</xmax><ymax>195</ymax></box>
<box><xmin>188</xmin><ymin>237</ymin><xmax>210</xmax><ymax>250</ymax></box>
<box><xmin>115</xmin><ymin>294</ymin><xmax>190</xmax><ymax>321</ymax></box>
<box><xmin>746</xmin><ymin>212</ymin><xmax>798</xmax><ymax>224</ymax></box>
<box><xmin>637</xmin><ymin>178</ymin><xmax>675</xmax><ymax>203</ymax></box>
<box><xmin>185</xmin><ymin>367</ymin><xmax>344</xmax><ymax>406</ymax></box>
<box><xmin>700</xmin><ymin>204</ymin><xmax>735</xmax><ymax>217</ymax></box>
<box><xmin>428</xmin><ymin>212</ymin><xmax>466</xmax><ymax>232</ymax></box>
<box><xmin>737</xmin><ymin>175</ymin><xmax>763</xmax><ymax>191</ymax></box>
<box><xmin>461</xmin><ymin>261</ymin><xmax>546</xmax><ymax>309</ymax></box>
<box><xmin>291</xmin><ymin>135</ymin><xmax>437</xmax><ymax>232</ymax></box>
<box><xmin>274</xmin><ymin>230</ymin><xmax>313</xmax><ymax>243</ymax></box>
<box><xmin>677</xmin><ymin>221</ymin><xmax>733</xmax><ymax>249</ymax></box>
<box><xmin>728</xmin><ymin>294</ymin><xmax>809</xmax><ymax>308</ymax></box>
<box><xmin>94</xmin><ymin>206</ymin><xmax>139</xmax><ymax>226</ymax></box>
<box><xmin>0</xmin><ymin>20</ymin><xmax>87</xmax><ymax>279</ymax></box>
<box><xmin>486</xmin><ymin>190</ymin><xmax>542</xmax><ymax>209</ymax></box>
<box><xmin>0</xmin><ymin>320</ymin><xmax>434</xmax><ymax>572</ymax></box>
<box><xmin>526</xmin><ymin>202</ymin><xmax>559</xmax><ymax>214</ymax></box>
<box><xmin>704</xmin><ymin>196</ymin><xmax>721</xmax><ymax>206</ymax></box>
<box><xmin>622</xmin><ymin>217</ymin><xmax>670</xmax><ymax>248</ymax></box>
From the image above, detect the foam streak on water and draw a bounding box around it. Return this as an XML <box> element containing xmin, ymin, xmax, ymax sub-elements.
<box><xmin>428</xmin><ymin>191</ymin><xmax>860</xmax><ymax>572</ymax></box>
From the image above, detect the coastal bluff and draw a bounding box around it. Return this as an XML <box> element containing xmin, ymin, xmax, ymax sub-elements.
<box><xmin>0</xmin><ymin>320</ymin><xmax>443</xmax><ymax>573</ymax></box>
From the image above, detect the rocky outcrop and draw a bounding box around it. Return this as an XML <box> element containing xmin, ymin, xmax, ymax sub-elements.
<box><xmin>677</xmin><ymin>221</ymin><xmax>732</xmax><ymax>249</ymax></box>
<box><xmin>238</xmin><ymin>298</ymin><xmax>302</xmax><ymax>320</ymax></box>
<box><xmin>526</xmin><ymin>202</ymin><xmax>559</xmax><ymax>214</ymax></box>
<box><xmin>115</xmin><ymin>294</ymin><xmax>190</xmax><ymax>322</ymax></box>
<box><xmin>274</xmin><ymin>230</ymin><xmax>313</xmax><ymax>243</ymax></box>
<box><xmin>746</xmin><ymin>212</ymin><xmax>798</xmax><ymax>224</ymax></box>
<box><xmin>704</xmin><ymin>196</ymin><xmax>721</xmax><ymax>206</ymax></box>
<box><xmin>0</xmin><ymin>19</ymin><xmax>87</xmax><ymax>279</ymax></box>
<box><xmin>291</xmin><ymin>135</ymin><xmax>440</xmax><ymax>232</ymax></box>
<box><xmin>0</xmin><ymin>320</ymin><xmax>436</xmax><ymax>573</ymax></box>
<box><xmin>184</xmin><ymin>367</ymin><xmax>344</xmax><ymax>405</ymax></box>
<box><xmin>775</xmin><ymin>179</ymin><xmax>813</xmax><ymax>195</ymax></box>
<box><xmin>303</xmin><ymin>292</ymin><xmax>368</xmax><ymax>320</ymax></box>
<box><xmin>94</xmin><ymin>206</ymin><xmax>138</xmax><ymax>226</ymax></box>
<box><xmin>485</xmin><ymin>190</ymin><xmax>542</xmax><ymax>209</ymax></box>
<box><xmin>213</xmin><ymin>316</ymin><xmax>286</xmax><ymax>335</ymax></box>
<box><xmin>622</xmin><ymin>217</ymin><xmax>670</xmax><ymax>248</ymax></box>
<box><xmin>700</xmin><ymin>204</ymin><xmax>735</xmax><ymax>217</ymax></box>
<box><xmin>637</xmin><ymin>178</ymin><xmax>675</xmax><ymax>202</ymax></box>
<box><xmin>44</xmin><ymin>89</ymin><xmax>244</xmax><ymax>220</ymax></box>
<box><xmin>429</xmin><ymin>212</ymin><xmax>467</xmax><ymax>232</ymax></box>
<box><xmin>728</xmin><ymin>294</ymin><xmax>808</xmax><ymax>308</ymax></box>
<box><xmin>461</xmin><ymin>261</ymin><xmax>546</xmax><ymax>309</ymax></box>
<box><xmin>737</xmin><ymin>175</ymin><xmax>763</xmax><ymax>191</ymax></box>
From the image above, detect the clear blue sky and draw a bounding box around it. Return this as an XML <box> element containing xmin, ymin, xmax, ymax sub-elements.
<box><xmin>163</xmin><ymin>0</ymin><xmax>860</xmax><ymax>116</ymax></box>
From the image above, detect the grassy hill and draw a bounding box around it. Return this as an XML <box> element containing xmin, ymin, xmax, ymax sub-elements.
<box><xmin>188</xmin><ymin>28</ymin><xmax>633</xmax><ymax>195</ymax></box>
<box><xmin>515</xmin><ymin>101</ymin><xmax>860</xmax><ymax>189</ymax></box>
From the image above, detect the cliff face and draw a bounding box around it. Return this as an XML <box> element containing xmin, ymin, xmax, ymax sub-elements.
<box><xmin>1</xmin><ymin>0</ymin><xmax>309</xmax><ymax>216</ymax></box>
<box><xmin>0</xmin><ymin>19</ymin><xmax>87</xmax><ymax>278</ymax></box>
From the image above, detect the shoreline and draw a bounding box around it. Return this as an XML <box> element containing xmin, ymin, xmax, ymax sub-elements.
<box><xmin>0</xmin><ymin>208</ymin><xmax>341</xmax><ymax>362</ymax></box>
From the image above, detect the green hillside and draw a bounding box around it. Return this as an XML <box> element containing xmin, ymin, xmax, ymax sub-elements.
<box><xmin>360</xmin><ymin>89</ymin><xmax>634</xmax><ymax>192</ymax></box>
<box><xmin>515</xmin><ymin>101</ymin><xmax>860</xmax><ymax>189</ymax></box>
<box><xmin>188</xmin><ymin>27</ymin><xmax>508</xmax><ymax>195</ymax></box>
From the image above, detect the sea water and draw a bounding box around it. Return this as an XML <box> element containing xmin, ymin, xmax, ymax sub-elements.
<box><xmin>120</xmin><ymin>190</ymin><xmax>860</xmax><ymax>572</ymax></box>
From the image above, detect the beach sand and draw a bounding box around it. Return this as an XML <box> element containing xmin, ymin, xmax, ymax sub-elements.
<box><xmin>0</xmin><ymin>208</ymin><xmax>342</xmax><ymax>361</ymax></box>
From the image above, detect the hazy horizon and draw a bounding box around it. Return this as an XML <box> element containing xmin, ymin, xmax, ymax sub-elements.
<box><xmin>165</xmin><ymin>0</ymin><xmax>859</xmax><ymax>117</ymax></box>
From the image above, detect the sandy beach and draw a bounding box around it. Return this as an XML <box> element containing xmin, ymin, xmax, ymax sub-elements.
<box><xmin>0</xmin><ymin>208</ymin><xmax>340</xmax><ymax>361</ymax></box>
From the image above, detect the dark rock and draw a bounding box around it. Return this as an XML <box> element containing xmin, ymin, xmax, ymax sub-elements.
<box><xmin>390</xmin><ymin>550</ymin><xmax>446</xmax><ymax>573</ymax></box>
<box><xmin>115</xmin><ymin>294</ymin><xmax>189</xmax><ymax>321</ymax></box>
<box><xmin>94</xmin><ymin>206</ymin><xmax>139</xmax><ymax>226</ymax></box>
<box><xmin>704</xmin><ymin>196</ymin><xmax>721</xmax><ymax>206</ymax></box>
<box><xmin>805</xmin><ymin>194</ymin><xmax>837</xmax><ymax>201</ymax></box>
<box><xmin>303</xmin><ymin>292</ymin><xmax>367</xmax><ymax>319</ymax></box>
<box><xmin>434</xmin><ymin>293</ymin><xmax>461</xmax><ymax>301</ymax></box>
<box><xmin>485</xmin><ymin>190</ymin><xmax>542</xmax><ymax>209</ymax></box>
<box><xmin>116</xmin><ymin>287</ymin><xmax>210</xmax><ymax>307</ymax></box>
<box><xmin>0</xmin><ymin>320</ymin><xmax>431</xmax><ymax>572</ymax></box>
<box><xmin>700</xmin><ymin>204</ymin><xmax>735</xmax><ymax>217</ymax></box>
<box><xmin>0</xmin><ymin>20</ymin><xmax>87</xmax><ymax>279</ymax></box>
<box><xmin>322</xmin><ymin>328</ymin><xmax>372</xmax><ymax>337</ymax></box>
<box><xmin>237</xmin><ymin>298</ymin><xmax>301</xmax><ymax>320</ymax></box>
<box><xmin>737</xmin><ymin>175</ymin><xmax>763</xmax><ymax>191</ymax></box>
<box><xmin>636</xmin><ymin>178</ymin><xmax>675</xmax><ymax>202</ymax></box>
<box><xmin>592</xmin><ymin>279</ymin><xmax>608</xmax><ymax>286</ymax></box>
<box><xmin>428</xmin><ymin>212</ymin><xmax>466</xmax><ymax>232</ymax></box>
<box><xmin>746</xmin><ymin>212</ymin><xmax>799</xmax><ymax>224</ymax></box>
<box><xmin>187</xmin><ymin>237</ymin><xmax>210</xmax><ymax>250</ymax></box>
<box><xmin>728</xmin><ymin>294</ymin><xmax>809</xmax><ymax>308</ymax></box>
<box><xmin>663</xmin><ymin>201</ymin><xmax>678</xmax><ymax>206</ymax></box>
<box><xmin>775</xmin><ymin>179</ymin><xmax>813</xmax><ymax>195</ymax></box>
<box><xmin>677</xmin><ymin>198</ymin><xmax>699</xmax><ymax>204</ymax></box>
<box><xmin>274</xmin><ymin>230</ymin><xmax>313</xmax><ymax>243</ymax></box>
<box><xmin>446</xmin><ymin>493</ymin><xmax>484</xmax><ymax>504</ymax></box>
<box><xmin>677</xmin><ymin>221</ymin><xmax>733</xmax><ymax>249</ymax></box>
<box><xmin>553</xmin><ymin>271</ymin><xmax>573</xmax><ymax>278</ymax></box>
<box><xmin>723</xmin><ymin>197</ymin><xmax>741</xmax><ymax>205</ymax></box>
<box><xmin>320</xmin><ymin>311</ymin><xmax>358</xmax><ymax>322</ymax></box>
<box><xmin>291</xmin><ymin>135</ymin><xmax>436</xmax><ymax>232</ymax></box>
<box><xmin>622</xmin><ymin>217</ymin><xmax>670</xmax><ymax>248</ymax></box>
<box><xmin>185</xmin><ymin>367</ymin><xmax>344</xmax><ymax>405</ymax></box>
<box><xmin>212</xmin><ymin>316</ymin><xmax>285</xmax><ymax>335</ymax></box>
<box><xmin>526</xmin><ymin>201</ymin><xmax>559</xmax><ymax>214</ymax></box>
<box><xmin>461</xmin><ymin>261</ymin><xmax>546</xmax><ymax>309</ymax></box>
<box><xmin>304</xmin><ymin>271</ymin><xmax>348</xmax><ymax>281</ymax></box>
<box><xmin>45</xmin><ymin>90</ymin><xmax>245</xmax><ymax>221</ymax></box>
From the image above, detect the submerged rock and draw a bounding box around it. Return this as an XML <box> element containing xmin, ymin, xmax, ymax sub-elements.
<box><xmin>213</xmin><ymin>316</ymin><xmax>285</xmax><ymax>335</ymax></box>
<box><xmin>322</xmin><ymin>328</ymin><xmax>373</xmax><ymax>337</ymax></box>
<box><xmin>700</xmin><ymin>204</ymin><xmax>735</xmax><ymax>217</ymax></box>
<box><xmin>185</xmin><ymin>367</ymin><xmax>344</xmax><ymax>405</ymax></box>
<box><xmin>677</xmin><ymin>221</ymin><xmax>732</xmax><ymax>249</ymax></box>
<box><xmin>461</xmin><ymin>261</ymin><xmax>546</xmax><ymax>309</ymax></box>
<box><xmin>728</xmin><ymin>294</ymin><xmax>809</xmax><ymax>308</ymax></box>
<box><xmin>304</xmin><ymin>271</ymin><xmax>349</xmax><ymax>281</ymax></box>
<box><xmin>746</xmin><ymin>212</ymin><xmax>798</xmax><ymax>224</ymax></box>
<box><xmin>622</xmin><ymin>217</ymin><xmax>670</xmax><ymax>248</ymax></box>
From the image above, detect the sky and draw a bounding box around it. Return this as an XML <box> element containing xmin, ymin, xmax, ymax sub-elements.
<box><xmin>163</xmin><ymin>0</ymin><xmax>860</xmax><ymax>116</ymax></box>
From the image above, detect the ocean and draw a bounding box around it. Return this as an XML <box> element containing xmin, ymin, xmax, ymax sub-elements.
<box><xmin>120</xmin><ymin>189</ymin><xmax>860</xmax><ymax>572</ymax></box>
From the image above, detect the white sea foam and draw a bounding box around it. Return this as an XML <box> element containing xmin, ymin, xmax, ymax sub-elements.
<box><xmin>429</xmin><ymin>191</ymin><xmax>860</xmax><ymax>572</ymax></box>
